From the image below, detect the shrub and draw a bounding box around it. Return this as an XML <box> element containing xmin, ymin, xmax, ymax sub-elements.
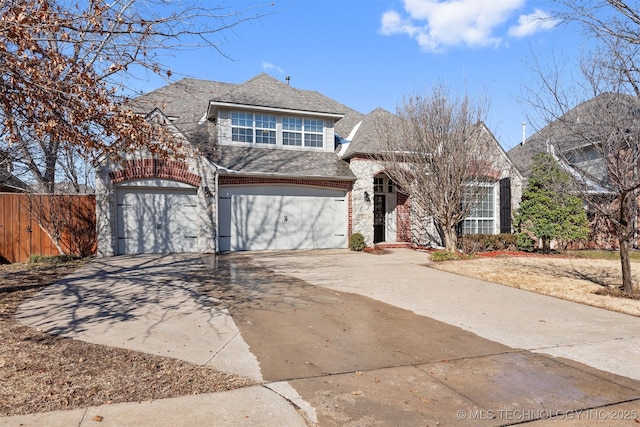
<box><xmin>349</xmin><ymin>232</ymin><xmax>366</xmax><ymax>251</ymax></box>
<box><xmin>430</xmin><ymin>250</ymin><xmax>461</xmax><ymax>262</ymax></box>
<box><xmin>457</xmin><ymin>234</ymin><xmax>518</xmax><ymax>254</ymax></box>
<box><xmin>28</xmin><ymin>254</ymin><xmax>80</xmax><ymax>264</ymax></box>
<box><xmin>515</xmin><ymin>232</ymin><xmax>536</xmax><ymax>252</ymax></box>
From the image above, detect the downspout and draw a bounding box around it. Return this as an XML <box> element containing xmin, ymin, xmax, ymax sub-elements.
<box><xmin>214</xmin><ymin>166</ymin><xmax>220</xmax><ymax>254</ymax></box>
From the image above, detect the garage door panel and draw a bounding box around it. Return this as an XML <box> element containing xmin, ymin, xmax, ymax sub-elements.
<box><xmin>166</xmin><ymin>192</ymin><xmax>199</xmax><ymax>253</ymax></box>
<box><xmin>220</xmin><ymin>187</ymin><xmax>347</xmax><ymax>251</ymax></box>
<box><xmin>117</xmin><ymin>187</ymin><xmax>199</xmax><ymax>255</ymax></box>
<box><xmin>231</xmin><ymin>195</ymin><xmax>282</xmax><ymax>251</ymax></box>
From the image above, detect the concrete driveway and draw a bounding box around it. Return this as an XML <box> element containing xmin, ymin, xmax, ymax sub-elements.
<box><xmin>10</xmin><ymin>249</ymin><xmax>640</xmax><ymax>426</ymax></box>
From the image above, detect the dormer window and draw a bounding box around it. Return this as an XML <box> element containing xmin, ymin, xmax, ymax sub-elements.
<box><xmin>282</xmin><ymin>117</ymin><xmax>324</xmax><ymax>148</ymax></box>
<box><xmin>227</xmin><ymin>110</ymin><xmax>326</xmax><ymax>149</ymax></box>
<box><xmin>231</xmin><ymin>112</ymin><xmax>276</xmax><ymax>144</ymax></box>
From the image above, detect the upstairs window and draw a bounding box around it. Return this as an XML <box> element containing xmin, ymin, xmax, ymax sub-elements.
<box><xmin>231</xmin><ymin>112</ymin><xmax>253</xmax><ymax>143</ymax></box>
<box><xmin>231</xmin><ymin>112</ymin><xmax>276</xmax><ymax>144</ymax></box>
<box><xmin>230</xmin><ymin>111</ymin><xmax>325</xmax><ymax>148</ymax></box>
<box><xmin>254</xmin><ymin>114</ymin><xmax>277</xmax><ymax>144</ymax></box>
<box><xmin>282</xmin><ymin>117</ymin><xmax>303</xmax><ymax>146</ymax></box>
<box><xmin>304</xmin><ymin>119</ymin><xmax>324</xmax><ymax>148</ymax></box>
<box><xmin>283</xmin><ymin>116</ymin><xmax>324</xmax><ymax>148</ymax></box>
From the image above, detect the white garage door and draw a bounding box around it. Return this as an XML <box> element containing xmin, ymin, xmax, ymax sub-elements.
<box><xmin>219</xmin><ymin>186</ymin><xmax>347</xmax><ymax>251</ymax></box>
<box><xmin>116</xmin><ymin>186</ymin><xmax>199</xmax><ymax>255</ymax></box>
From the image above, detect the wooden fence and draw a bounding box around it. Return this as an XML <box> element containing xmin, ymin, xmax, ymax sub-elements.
<box><xmin>0</xmin><ymin>193</ymin><xmax>96</xmax><ymax>263</ymax></box>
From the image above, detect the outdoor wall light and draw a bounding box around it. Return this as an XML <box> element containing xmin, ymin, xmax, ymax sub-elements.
<box><xmin>364</xmin><ymin>191</ymin><xmax>371</xmax><ymax>203</ymax></box>
<box><xmin>204</xmin><ymin>186</ymin><xmax>214</xmax><ymax>199</ymax></box>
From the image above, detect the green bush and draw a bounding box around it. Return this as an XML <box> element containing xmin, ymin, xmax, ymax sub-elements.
<box><xmin>515</xmin><ymin>232</ymin><xmax>536</xmax><ymax>252</ymax></box>
<box><xmin>349</xmin><ymin>232</ymin><xmax>366</xmax><ymax>251</ymax></box>
<box><xmin>430</xmin><ymin>250</ymin><xmax>461</xmax><ymax>262</ymax></box>
<box><xmin>457</xmin><ymin>234</ymin><xmax>518</xmax><ymax>254</ymax></box>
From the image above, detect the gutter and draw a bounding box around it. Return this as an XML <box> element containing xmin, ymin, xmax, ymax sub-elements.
<box><xmin>216</xmin><ymin>171</ymin><xmax>357</xmax><ymax>182</ymax></box>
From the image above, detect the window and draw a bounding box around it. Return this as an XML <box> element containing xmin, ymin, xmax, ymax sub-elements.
<box><xmin>283</xmin><ymin>116</ymin><xmax>324</xmax><ymax>148</ymax></box>
<box><xmin>231</xmin><ymin>112</ymin><xmax>276</xmax><ymax>144</ymax></box>
<box><xmin>255</xmin><ymin>114</ymin><xmax>276</xmax><ymax>144</ymax></box>
<box><xmin>374</xmin><ymin>177</ymin><xmax>384</xmax><ymax>193</ymax></box>
<box><xmin>229</xmin><ymin>111</ymin><xmax>325</xmax><ymax>148</ymax></box>
<box><xmin>304</xmin><ymin>119</ymin><xmax>324</xmax><ymax>148</ymax></box>
<box><xmin>462</xmin><ymin>185</ymin><xmax>496</xmax><ymax>235</ymax></box>
<box><xmin>231</xmin><ymin>112</ymin><xmax>253</xmax><ymax>143</ymax></box>
<box><xmin>282</xmin><ymin>117</ymin><xmax>302</xmax><ymax>146</ymax></box>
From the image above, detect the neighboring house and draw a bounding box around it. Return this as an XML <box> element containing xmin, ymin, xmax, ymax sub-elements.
<box><xmin>96</xmin><ymin>74</ymin><xmax>522</xmax><ymax>255</ymax></box>
<box><xmin>507</xmin><ymin>93</ymin><xmax>640</xmax><ymax>248</ymax></box>
<box><xmin>0</xmin><ymin>150</ymin><xmax>28</xmax><ymax>193</ymax></box>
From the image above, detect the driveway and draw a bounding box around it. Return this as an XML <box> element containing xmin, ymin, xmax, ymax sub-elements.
<box><xmin>13</xmin><ymin>249</ymin><xmax>640</xmax><ymax>426</ymax></box>
<box><xmin>209</xmin><ymin>250</ymin><xmax>640</xmax><ymax>425</ymax></box>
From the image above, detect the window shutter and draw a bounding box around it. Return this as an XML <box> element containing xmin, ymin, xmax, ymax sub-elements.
<box><xmin>499</xmin><ymin>178</ymin><xmax>512</xmax><ymax>233</ymax></box>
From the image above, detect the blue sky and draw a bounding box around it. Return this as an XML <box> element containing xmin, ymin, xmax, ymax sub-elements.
<box><xmin>137</xmin><ymin>0</ymin><xmax>585</xmax><ymax>150</ymax></box>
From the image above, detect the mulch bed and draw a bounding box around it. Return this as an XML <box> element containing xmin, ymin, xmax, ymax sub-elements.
<box><xmin>0</xmin><ymin>258</ymin><xmax>256</xmax><ymax>417</ymax></box>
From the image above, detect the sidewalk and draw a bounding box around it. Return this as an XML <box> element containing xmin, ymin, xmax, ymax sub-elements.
<box><xmin>0</xmin><ymin>386</ymin><xmax>307</xmax><ymax>427</ymax></box>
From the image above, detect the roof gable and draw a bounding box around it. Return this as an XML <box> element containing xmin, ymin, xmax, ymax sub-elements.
<box><xmin>341</xmin><ymin>108</ymin><xmax>400</xmax><ymax>159</ymax></box>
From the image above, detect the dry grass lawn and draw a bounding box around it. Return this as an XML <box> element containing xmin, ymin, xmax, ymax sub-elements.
<box><xmin>429</xmin><ymin>253</ymin><xmax>640</xmax><ymax>317</ymax></box>
<box><xmin>0</xmin><ymin>258</ymin><xmax>256</xmax><ymax>417</ymax></box>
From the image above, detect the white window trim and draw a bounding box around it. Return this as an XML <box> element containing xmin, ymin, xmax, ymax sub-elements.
<box><xmin>227</xmin><ymin>110</ymin><xmax>327</xmax><ymax>150</ymax></box>
<box><xmin>462</xmin><ymin>183</ymin><xmax>498</xmax><ymax>235</ymax></box>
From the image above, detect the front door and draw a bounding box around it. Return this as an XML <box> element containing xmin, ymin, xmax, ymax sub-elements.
<box><xmin>374</xmin><ymin>194</ymin><xmax>385</xmax><ymax>243</ymax></box>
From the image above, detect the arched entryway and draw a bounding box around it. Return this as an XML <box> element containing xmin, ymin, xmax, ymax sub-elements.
<box><xmin>373</xmin><ymin>174</ymin><xmax>396</xmax><ymax>243</ymax></box>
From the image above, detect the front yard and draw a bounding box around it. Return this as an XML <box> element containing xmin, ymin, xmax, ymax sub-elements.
<box><xmin>429</xmin><ymin>251</ymin><xmax>640</xmax><ymax>317</ymax></box>
<box><xmin>0</xmin><ymin>257</ymin><xmax>255</xmax><ymax>417</ymax></box>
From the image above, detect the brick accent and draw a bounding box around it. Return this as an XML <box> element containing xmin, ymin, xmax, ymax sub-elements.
<box><xmin>109</xmin><ymin>159</ymin><xmax>201</xmax><ymax>187</ymax></box>
<box><xmin>219</xmin><ymin>175</ymin><xmax>353</xmax><ymax>190</ymax></box>
<box><xmin>348</xmin><ymin>189</ymin><xmax>353</xmax><ymax>238</ymax></box>
<box><xmin>396</xmin><ymin>192</ymin><xmax>411</xmax><ymax>242</ymax></box>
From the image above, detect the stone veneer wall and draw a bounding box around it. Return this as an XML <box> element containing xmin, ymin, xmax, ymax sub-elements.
<box><xmin>95</xmin><ymin>153</ymin><xmax>217</xmax><ymax>257</ymax></box>
<box><xmin>348</xmin><ymin>158</ymin><xmax>379</xmax><ymax>246</ymax></box>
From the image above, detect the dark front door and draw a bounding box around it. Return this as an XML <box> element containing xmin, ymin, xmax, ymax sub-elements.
<box><xmin>374</xmin><ymin>194</ymin><xmax>385</xmax><ymax>243</ymax></box>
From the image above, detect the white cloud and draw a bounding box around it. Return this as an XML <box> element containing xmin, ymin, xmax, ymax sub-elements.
<box><xmin>380</xmin><ymin>0</ymin><xmax>553</xmax><ymax>53</ymax></box>
<box><xmin>261</xmin><ymin>62</ymin><xmax>284</xmax><ymax>74</ymax></box>
<box><xmin>508</xmin><ymin>9</ymin><xmax>558</xmax><ymax>38</ymax></box>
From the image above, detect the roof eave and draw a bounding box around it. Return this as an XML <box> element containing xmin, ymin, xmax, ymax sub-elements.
<box><xmin>208</xmin><ymin>101</ymin><xmax>345</xmax><ymax>121</ymax></box>
<box><xmin>216</xmin><ymin>169</ymin><xmax>356</xmax><ymax>181</ymax></box>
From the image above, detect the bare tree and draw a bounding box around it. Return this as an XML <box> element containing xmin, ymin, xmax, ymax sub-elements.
<box><xmin>524</xmin><ymin>0</ymin><xmax>640</xmax><ymax>293</ymax></box>
<box><xmin>375</xmin><ymin>84</ymin><xmax>496</xmax><ymax>252</ymax></box>
<box><xmin>0</xmin><ymin>0</ymin><xmax>271</xmax><ymax>192</ymax></box>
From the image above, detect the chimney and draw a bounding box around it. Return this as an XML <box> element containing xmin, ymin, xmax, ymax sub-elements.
<box><xmin>522</xmin><ymin>122</ymin><xmax>526</xmax><ymax>145</ymax></box>
<box><xmin>285</xmin><ymin>76</ymin><xmax>290</xmax><ymax>85</ymax></box>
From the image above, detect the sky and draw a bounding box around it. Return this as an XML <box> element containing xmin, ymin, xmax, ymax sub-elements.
<box><xmin>135</xmin><ymin>0</ymin><xmax>587</xmax><ymax>151</ymax></box>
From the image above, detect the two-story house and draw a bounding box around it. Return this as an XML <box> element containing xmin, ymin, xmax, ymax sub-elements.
<box><xmin>96</xmin><ymin>74</ymin><xmax>521</xmax><ymax>255</ymax></box>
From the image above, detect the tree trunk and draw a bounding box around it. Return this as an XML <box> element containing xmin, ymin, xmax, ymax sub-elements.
<box><xmin>619</xmin><ymin>236</ymin><xmax>634</xmax><ymax>294</ymax></box>
<box><xmin>443</xmin><ymin>227</ymin><xmax>458</xmax><ymax>252</ymax></box>
<box><xmin>542</xmin><ymin>237</ymin><xmax>550</xmax><ymax>254</ymax></box>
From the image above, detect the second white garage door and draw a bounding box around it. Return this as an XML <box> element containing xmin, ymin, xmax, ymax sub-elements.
<box><xmin>116</xmin><ymin>185</ymin><xmax>199</xmax><ymax>255</ymax></box>
<box><xmin>218</xmin><ymin>186</ymin><xmax>347</xmax><ymax>251</ymax></box>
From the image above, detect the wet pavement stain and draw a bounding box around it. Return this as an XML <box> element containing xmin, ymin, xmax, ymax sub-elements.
<box><xmin>200</xmin><ymin>254</ymin><xmax>640</xmax><ymax>426</ymax></box>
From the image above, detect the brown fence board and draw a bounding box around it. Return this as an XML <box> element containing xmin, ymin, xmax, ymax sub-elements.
<box><xmin>0</xmin><ymin>193</ymin><xmax>96</xmax><ymax>263</ymax></box>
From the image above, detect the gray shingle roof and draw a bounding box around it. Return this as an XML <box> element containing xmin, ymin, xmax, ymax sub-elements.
<box><xmin>341</xmin><ymin>108</ymin><xmax>399</xmax><ymax>159</ymax></box>
<box><xmin>211</xmin><ymin>74</ymin><xmax>343</xmax><ymax>114</ymax></box>
<box><xmin>205</xmin><ymin>145</ymin><xmax>355</xmax><ymax>180</ymax></box>
<box><xmin>0</xmin><ymin>169</ymin><xmax>28</xmax><ymax>192</ymax></box>
<box><xmin>127</xmin><ymin>78</ymin><xmax>236</xmax><ymax>135</ymax></box>
<box><xmin>130</xmin><ymin>74</ymin><xmax>361</xmax><ymax>180</ymax></box>
<box><xmin>508</xmin><ymin>92</ymin><xmax>640</xmax><ymax>180</ymax></box>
